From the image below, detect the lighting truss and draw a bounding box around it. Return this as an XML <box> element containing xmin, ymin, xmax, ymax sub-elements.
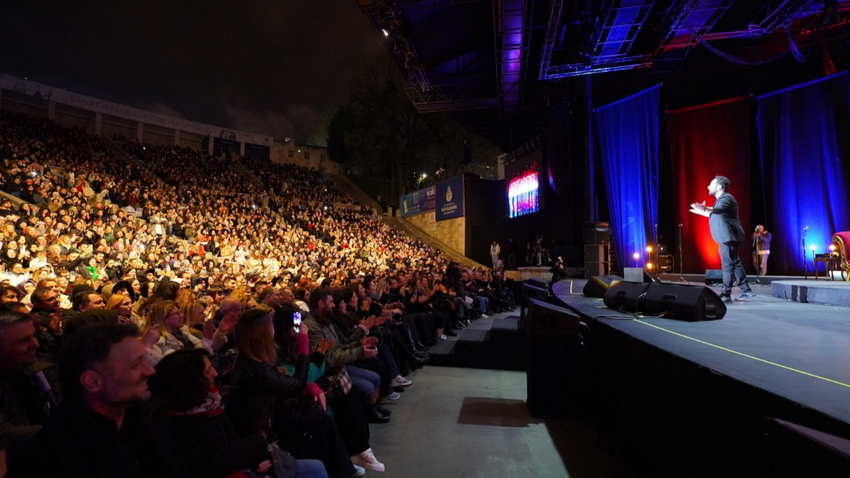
<box><xmin>493</xmin><ymin>0</ymin><xmax>535</xmax><ymax>115</ymax></box>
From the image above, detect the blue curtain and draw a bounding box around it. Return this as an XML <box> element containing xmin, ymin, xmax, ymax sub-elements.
<box><xmin>757</xmin><ymin>72</ymin><xmax>850</xmax><ymax>275</ymax></box>
<box><xmin>595</xmin><ymin>85</ymin><xmax>660</xmax><ymax>273</ymax></box>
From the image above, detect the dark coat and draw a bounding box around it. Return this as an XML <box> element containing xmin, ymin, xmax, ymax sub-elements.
<box><xmin>227</xmin><ymin>353</ymin><xmax>309</xmax><ymax>437</ymax></box>
<box><xmin>14</xmin><ymin>400</ymin><xmax>147</xmax><ymax>478</ymax></box>
<box><xmin>143</xmin><ymin>406</ymin><xmax>268</xmax><ymax>478</ymax></box>
<box><xmin>709</xmin><ymin>193</ymin><xmax>746</xmax><ymax>245</ymax></box>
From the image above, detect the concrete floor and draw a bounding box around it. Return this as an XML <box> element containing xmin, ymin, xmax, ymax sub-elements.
<box><xmin>369</xmin><ymin>366</ymin><xmax>627</xmax><ymax>478</ymax></box>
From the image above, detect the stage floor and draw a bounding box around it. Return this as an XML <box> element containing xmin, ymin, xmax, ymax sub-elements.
<box><xmin>553</xmin><ymin>279</ymin><xmax>850</xmax><ymax>428</ymax></box>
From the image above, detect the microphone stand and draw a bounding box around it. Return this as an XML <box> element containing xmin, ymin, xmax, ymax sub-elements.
<box><xmin>678</xmin><ymin>223</ymin><xmax>688</xmax><ymax>283</ymax></box>
<box><xmin>802</xmin><ymin>228</ymin><xmax>809</xmax><ymax>280</ymax></box>
<box><xmin>753</xmin><ymin>230</ymin><xmax>763</xmax><ymax>285</ymax></box>
<box><xmin>654</xmin><ymin>223</ymin><xmax>660</xmax><ymax>280</ymax></box>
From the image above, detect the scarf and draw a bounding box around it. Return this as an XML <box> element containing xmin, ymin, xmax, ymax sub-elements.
<box><xmin>168</xmin><ymin>384</ymin><xmax>225</xmax><ymax>417</ymax></box>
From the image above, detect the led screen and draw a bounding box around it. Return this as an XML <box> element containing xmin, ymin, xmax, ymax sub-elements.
<box><xmin>507</xmin><ymin>169</ymin><xmax>540</xmax><ymax>218</ymax></box>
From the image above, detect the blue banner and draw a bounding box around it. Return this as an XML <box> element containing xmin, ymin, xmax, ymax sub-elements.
<box><xmin>436</xmin><ymin>176</ymin><xmax>464</xmax><ymax>221</ymax></box>
<box><xmin>399</xmin><ymin>185</ymin><xmax>436</xmax><ymax>217</ymax></box>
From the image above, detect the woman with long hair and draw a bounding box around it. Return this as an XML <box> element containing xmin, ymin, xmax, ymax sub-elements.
<box><xmin>147</xmin><ymin>349</ymin><xmax>328</xmax><ymax>478</ymax></box>
<box><xmin>229</xmin><ymin>309</ymin><xmax>357</xmax><ymax>478</ymax></box>
<box><xmin>135</xmin><ymin>279</ymin><xmax>180</xmax><ymax>318</ymax></box>
<box><xmin>180</xmin><ymin>300</ymin><xmax>206</xmax><ymax>338</ymax></box>
<box><xmin>142</xmin><ymin>300</ymin><xmax>225</xmax><ymax>366</ymax></box>
<box><xmin>105</xmin><ymin>292</ymin><xmax>142</xmax><ymax>328</ymax></box>
<box><xmin>274</xmin><ymin>308</ymin><xmax>386</xmax><ymax>474</ymax></box>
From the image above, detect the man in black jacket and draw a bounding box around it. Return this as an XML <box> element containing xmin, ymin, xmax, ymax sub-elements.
<box><xmin>16</xmin><ymin>323</ymin><xmax>156</xmax><ymax>478</ymax></box>
<box><xmin>0</xmin><ymin>310</ymin><xmax>46</xmax><ymax>467</ymax></box>
<box><xmin>691</xmin><ymin>175</ymin><xmax>754</xmax><ymax>302</ymax></box>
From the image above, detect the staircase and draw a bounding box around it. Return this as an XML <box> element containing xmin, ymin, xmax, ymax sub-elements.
<box><xmin>383</xmin><ymin>216</ymin><xmax>487</xmax><ymax>268</ymax></box>
<box><xmin>326</xmin><ymin>173</ymin><xmax>381</xmax><ymax>211</ymax></box>
<box><xmin>231</xmin><ymin>161</ymin><xmax>265</xmax><ymax>190</ymax></box>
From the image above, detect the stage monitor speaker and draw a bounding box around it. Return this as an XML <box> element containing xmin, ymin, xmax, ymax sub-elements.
<box><xmin>643</xmin><ymin>283</ymin><xmax>727</xmax><ymax>321</ymax></box>
<box><xmin>705</xmin><ymin>269</ymin><xmax>723</xmax><ymax>285</ymax></box>
<box><xmin>526</xmin><ymin>298</ymin><xmax>588</xmax><ymax>418</ymax></box>
<box><xmin>583</xmin><ymin>275</ymin><xmax>623</xmax><ymax>298</ymax></box>
<box><xmin>602</xmin><ymin>281</ymin><xmax>651</xmax><ymax>312</ymax></box>
<box><xmin>526</xmin><ymin>278</ymin><xmax>549</xmax><ymax>290</ymax></box>
<box><xmin>520</xmin><ymin>283</ymin><xmax>550</xmax><ymax>321</ymax></box>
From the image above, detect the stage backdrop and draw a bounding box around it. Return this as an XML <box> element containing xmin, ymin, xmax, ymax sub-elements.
<box><xmin>595</xmin><ymin>85</ymin><xmax>660</xmax><ymax>272</ymax></box>
<box><xmin>668</xmin><ymin>97</ymin><xmax>751</xmax><ymax>273</ymax></box>
<box><xmin>757</xmin><ymin>72</ymin><xmax>850</xmax><ymax>275</ymax></box>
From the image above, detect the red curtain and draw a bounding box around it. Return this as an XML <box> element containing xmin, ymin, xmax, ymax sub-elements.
<box><xmin>668</xmin><ymin>98</ymin><xmax>751</xmax><ymax>273</ymax></box>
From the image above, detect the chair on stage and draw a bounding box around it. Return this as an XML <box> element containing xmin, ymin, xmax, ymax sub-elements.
<box><xmin>832</xmin><ymin>232</ymin><xmax>850</xmax><ymax>281</ymax></box>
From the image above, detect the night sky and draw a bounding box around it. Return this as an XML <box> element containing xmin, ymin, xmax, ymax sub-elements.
<box><xmin>1</xmin><ymin>1</ymin><xmax>386</xmax><ymax>142</ymax></box>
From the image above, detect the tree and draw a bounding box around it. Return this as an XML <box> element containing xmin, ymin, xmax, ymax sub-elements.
<box><xmin>340</xmin><ymin>55</ymin><xmax>504</xmax><ymax>197</ymax></box>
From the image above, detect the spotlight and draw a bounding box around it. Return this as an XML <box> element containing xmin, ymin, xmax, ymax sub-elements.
<box><xmin>382</xmin><ymin>29</ymin><xmax>390</xmax><ymax>37</ymax></box>
<box><xmin>810</xmin><ymin>245</ymin><xmax>817</xmax><ymax>252</ymax></box>
<box><xmin>830</xmin><ymin>244</ymin><xmax>837</xmax><ymax>254</ymax></box>
<box><xmin>646</xmin><ymin>246</ymin><xmax>653</xmax><ymax>253</ymax></box>
<box><xmin>646</xmin><ymin>263</ymin><xmax>654</xmax><ymax>270</ymax></box>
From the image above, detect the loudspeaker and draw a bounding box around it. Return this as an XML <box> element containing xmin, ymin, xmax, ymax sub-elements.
<box><xmin>526</xmin><ymin>299</ymin><xmax>588</xmax><ymax>418</ymax></box>
<box><xmin>643</xmin><ymin>283</ymin><xmax>727</xmax><ymax>321</ymax></box>
<box><xmin>583</xmin><ymin>223</ymin><xmax>610</xmax><ymax>245</ymax></box>
<box><xmin>583</xmin><ymin>275</ymin><xmax>623</xmax><ymax>298</ymax></box>
<box><xmin>603</xmin><ymin>281</ymin><xmax>651</xmax><ymax>312</ymax></box>
<box><xmin>705</xmin><ymin>269</ymin><xmax>723</xmax><ymax>285</ymax></box>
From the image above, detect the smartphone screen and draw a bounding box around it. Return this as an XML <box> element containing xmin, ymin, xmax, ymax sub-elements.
<box><xmin>293</xmin><ymin>311</ymin><xmax>302</xmax><ymax>333</ymax></box>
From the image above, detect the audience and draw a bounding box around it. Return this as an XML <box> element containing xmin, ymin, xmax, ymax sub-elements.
<box><xmin>0</xmin><ymin>108</ymin><xmax>514</xmax><ymax>477</ymax></box>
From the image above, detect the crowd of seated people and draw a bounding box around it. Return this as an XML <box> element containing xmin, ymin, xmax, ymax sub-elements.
<box><xmin>242</xmin><ymin>156</ymin><xmax>354</xmax><ymax>205</ymax></box>
<box><xmin>125</xmin><ymin>142</ymin><xmax>267</xmax><ymax>197</ymax></box>
<box><xmin>0</xmin><ymin>109</ymin><xmax>517</xmax><ymax>478</ymax></box>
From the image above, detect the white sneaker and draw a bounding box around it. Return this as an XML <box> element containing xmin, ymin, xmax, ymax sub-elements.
<box><xmin>390</xmin><ymin>376</ymin><xmax>413</xmax><ymax>387</ymax></box>
<box><xmin>481</xmin><ymin>313</ymin><xmax>490</xmax><ymax>318</ymax></box>
<box><xmin>352</xmin><ymin>448</ymin><xmax>385</xmax><ymax>472</ymax></box>
<box><xmin>440</xmin><ymin>334</ymin><xmax>447</xmax><ymax>340</ymax></box>
<box><xmin>384</xmin><ymin>391</ymin><xmax>401</xmax><ymax>401</ymax></box>
<box><xmin>352</xmin><ymin>463</ymin><xmax>366</xmax><ymax>477</ymax></box>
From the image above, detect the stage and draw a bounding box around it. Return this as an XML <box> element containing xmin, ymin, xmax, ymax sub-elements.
<box><xmin>551</xmin><ymin>278</ymin><xmax>850</xmax><ymax>477</ymax></box>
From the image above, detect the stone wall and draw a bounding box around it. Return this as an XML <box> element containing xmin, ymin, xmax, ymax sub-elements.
<box><xmin>406</xmin><ymin>211</ymin><xmax>466</xmax><ymax>256</ymax></box>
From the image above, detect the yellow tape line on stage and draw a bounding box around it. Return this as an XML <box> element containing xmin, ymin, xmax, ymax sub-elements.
<box><xmin>633</xmin><ymin>319</ymin><xmax>850</xmax><ymax>389</ymax></box>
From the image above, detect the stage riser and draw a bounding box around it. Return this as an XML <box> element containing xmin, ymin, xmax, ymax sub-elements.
<box><xmin>771</xmin><ymin>281</ymin><xmax>850</xmax><ymax>307</ymax></box>
<box><xmin>589</xmin><ymin>321</ymin><xmax>850</xmax><ymax>477</ymax></box>
<box><xmin>428</xmin><ymin>328</ymin><xmax>526</xmax><ymax>371</ymax></box>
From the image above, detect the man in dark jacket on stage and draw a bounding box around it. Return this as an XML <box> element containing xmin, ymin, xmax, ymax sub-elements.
<box><xmin>691</xmin><ymin>175</ymin><xmax>754</xmax><ymax>303</ymax></box>
<box><xmin>752</xmin><ymin>225</ymin><xmax>772</xmax><ymax>276</ymax></box>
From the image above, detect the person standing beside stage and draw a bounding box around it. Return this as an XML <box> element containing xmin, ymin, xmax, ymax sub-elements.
<box><xmin>489</xmin><ymin>241</ymin><xmax>501</xmax><ymax>269</ymax></box>
<box><xmin>752</xmin><ymin>225</ymin><xmax>772</xmax><ymax>276</ymax></box>
<box><xmin>690</xmin><ymin>175</ymin><xmax>755</xmax><ymax>302</ymax></box>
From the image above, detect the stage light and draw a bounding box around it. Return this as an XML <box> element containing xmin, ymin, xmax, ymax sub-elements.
<box><xmin>646</xmin><ymin>246</ymin><xmax>653</xmax><ymax>253</ymax></box>
<box><xmin>830</xmin><ymin>244</ymin><xmax>837</xmax><ymax>252</ymax></box>
<box><xmin>633</xmin><ymin>252</ymin><xmax>640</xmax><ymax>259</ymax></box>
<box><xmin>646</xmin><ymin>263</ymin><xmax>654</xmax><ymax>270</ymax></box>
<box><xmin>382</xmin><ymin>29</ymin><xmax>389</xmax><ymax>37</ymax></box>
<box><xmin>810</xmin><ymin>245</ymin><xmax>817</xmax><ymax>251</ymax></box>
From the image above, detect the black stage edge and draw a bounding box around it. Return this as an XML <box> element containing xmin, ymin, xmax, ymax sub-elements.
<box><xmin>551</xmin><ymin>278</ymin><xmax>850</xmax><ymax>477</ymax></box>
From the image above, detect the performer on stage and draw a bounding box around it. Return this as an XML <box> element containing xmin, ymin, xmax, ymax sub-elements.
<box><xmin>752</xmin><ymin>225</ymin><xmax>771</xmax><ymax>276</ymax></box>
<box><xmin>690</xmin><ymin>175</ymin><xmax>755</xmax><ymax>303</ymax></box>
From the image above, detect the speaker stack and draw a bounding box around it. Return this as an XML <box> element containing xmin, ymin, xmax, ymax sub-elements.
<box><xmin>602</xmin><ymin>281</ymin><xmax>726</xmax><ymax>321</ymax></box>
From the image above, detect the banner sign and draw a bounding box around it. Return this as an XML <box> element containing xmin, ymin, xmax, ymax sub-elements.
<box><xmin>0</xmin><ymin>73</ymin><xmax>273</xmax><ymax>147</ymax></box>
<box><xmin>399</xmin><ymin>185</ymin><xmax>436</xmax><ymax>217</ymax></box>
<box><xmin>436</xmin><ymin>175</ymin><xmax>464</xmax><ymax>221</ymax></box>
